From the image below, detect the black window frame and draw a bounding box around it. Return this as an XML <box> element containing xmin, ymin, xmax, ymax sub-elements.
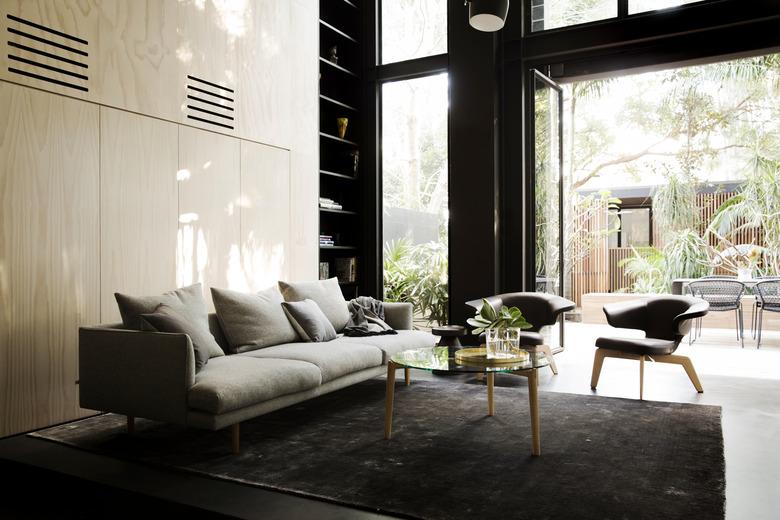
<box><xmin>368</xmin><ymin>0</ymin><xmax>450</xmax><ymax>299</ymax></box>
<box><xmin>524</xmin><ymin>0</ymin><xmax>718</xmax><ymax>36</ymax></box>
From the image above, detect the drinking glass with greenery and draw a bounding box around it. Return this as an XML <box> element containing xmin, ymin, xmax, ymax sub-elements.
<box><xmin>466</xmin><ymin>299</ymin><xmax>533</xmax><ymax>335</ymax></box>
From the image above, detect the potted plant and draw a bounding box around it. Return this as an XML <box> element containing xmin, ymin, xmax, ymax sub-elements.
<box><xmin>736</xmin><ymin>246</ymin><xmax>762</xmax><ymax>281</ymax></box>
<box><xmin>467</xmin><ymin>299</ymin><xmax>533</xmax><ymax>358</ymax></box>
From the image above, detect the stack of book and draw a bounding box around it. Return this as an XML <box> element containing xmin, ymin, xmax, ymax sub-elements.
<box><xmin>335</xmin><ymin>257</ymin><xmax>357</xmax><ymax>283</ymax></box>
<box><xmin>319</xmin><ymin>234</ymin><xmax>335</xmax><ymax>247</ymax></box>
<box><xmin>319</xmin><ymin>197</ymin><xmax>343</xmax><ymax>210</ymax></box>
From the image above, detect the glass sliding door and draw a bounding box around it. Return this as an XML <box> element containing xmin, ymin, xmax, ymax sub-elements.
<box><xmin>531</xmin><ymin>70</ymin><xmax>564</xmax><ymax>297</ymax></box>
<box><xmin>529</xmin><ymin>69</ymin><xmax>565</xmax><ymax>347</ymax></box>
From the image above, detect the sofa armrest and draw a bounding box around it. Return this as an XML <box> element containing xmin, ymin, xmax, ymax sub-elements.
<box><xmin>383</xmin><ymin>302</ymin><xmax>414</xmax><ymax>330</ymax></box>
<box><xmin>79</xmin><ymin>327</ymin><xmax>196</xmax><ymax>425</ymax></box>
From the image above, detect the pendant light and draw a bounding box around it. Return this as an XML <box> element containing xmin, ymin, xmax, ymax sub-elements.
<box><xmin>467</xmin><ymin>0</ymin><xmax>510</xmax><ymax>32</ymax></box>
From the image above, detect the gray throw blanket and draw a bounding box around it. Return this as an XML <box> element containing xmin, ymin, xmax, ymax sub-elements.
<box><xmin>344</xmin><ymin>297</ymin><xmax>398</xmax><ymax>337</ymax></box>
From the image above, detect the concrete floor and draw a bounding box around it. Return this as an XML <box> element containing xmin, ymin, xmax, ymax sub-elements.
<box><xmin>1</xmin><ymin>323</ymin><xmax>778</xmax><ymax>519</ymax></box>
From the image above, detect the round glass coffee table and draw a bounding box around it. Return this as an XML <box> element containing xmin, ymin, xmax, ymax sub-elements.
<box><xmin>385</xmin><ymin>346</ymin><xmax>551</xmax><ymax>456</ymax></box>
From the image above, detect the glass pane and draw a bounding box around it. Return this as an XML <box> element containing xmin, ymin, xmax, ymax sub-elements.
<box><xmin>531</xmin><ymin>0</ymin><xmax>617</xmax><ymax>32</ymax></box>
<box><xmin>382</xmin><ymin>73</ymin><xmax>449</xmax><ymax>327</ymax></box>
<box><xmin>381</xmin><ymin>0</ymin><xmax>447</xmax><ymax>64</ymax></box>
<box><xmin>629</xmin><ymin>0</ymin><xmax>704</xmax><ymax>14</ymax></box>
<box><xmin>620</xmin><ymin>208</ymin><xmax>650</xmax><ymax>247</ymax></box>
<box><xmin>534</xmin><ymin>76</ymin><xmax>562</xmax><ymax>295</ymax></box>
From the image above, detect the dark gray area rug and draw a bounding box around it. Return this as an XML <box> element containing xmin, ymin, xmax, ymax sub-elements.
<box><xmin>31</xmin><ymin>379</ymin><xmax>725</xmax><ymax>520</ymax></box>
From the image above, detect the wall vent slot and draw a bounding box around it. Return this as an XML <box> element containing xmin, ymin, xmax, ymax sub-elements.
<box><xmin>5</xmin><ymin>13</ymin><xmax>89</xmax><ymax>92</ymax></box>
<box><xmin>185</xmin><ymin>74</ymin><xmax>235</xmax><ymax>130</ymax></box>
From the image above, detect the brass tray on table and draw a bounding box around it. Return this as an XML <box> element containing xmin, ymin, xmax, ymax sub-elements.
<box><xmin>454</xmin><ymin>346</ymin><xmax>529</xmax><ymax>366</ymax></box>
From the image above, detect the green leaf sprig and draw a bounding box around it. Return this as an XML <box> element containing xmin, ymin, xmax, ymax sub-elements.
<box><xmin>466</xmin><ymin>299</ymin><xmax>533</xmax><ymax>335</ymax></box>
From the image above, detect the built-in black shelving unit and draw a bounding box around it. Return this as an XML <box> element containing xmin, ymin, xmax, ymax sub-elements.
<box><xmin>319</xmin><ymin>0</ymin><xmax>363</xmax><ymax>298</ymax></box>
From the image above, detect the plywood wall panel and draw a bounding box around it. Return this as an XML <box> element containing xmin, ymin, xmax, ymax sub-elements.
<box><xmin>95</xmin><ymin>0</ymin><xmax>180</xmax><ymax>121</ymax></box>
<box><xmin>236</xmin><ymin>0</ymin><xmax>291</xmax><ymax>147</ymax></box>
<box><xmin>0</xmin><ymin>82</ymin><xmax>100</xmax><ymax>437</ymax></box>
<box><xmin>288</xmin><ymin>0</ymin><xmax>319</xmax><ymax>281</ymax></box>
<box><xmin>176</xmin><ymin>0</ymin><xmax>241</xmax><ymax>134</ymax></box>
<box><xmin>1</xmin><ymin>1</ymin><xmax>98</xmax><ymax>100</ymax></box>
<box><xmin>240</xmin><ymin>141</ymin><xmax>291</xmax><ymax>291</ymax></box>
<box><xmin>178</xmin><ymin>125</ymin><xmax>241</xmax><ymax>308</ymax></box>
<box><xmin>99</xmin><ymin>107</ymin><xmax>178</xmax><ymax>322</ymax></box>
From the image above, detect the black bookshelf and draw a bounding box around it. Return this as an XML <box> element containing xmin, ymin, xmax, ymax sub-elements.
<box><xmin>319</xmin><ymin>0</ymin><xmax>363</xmax><ymax>299</ymax></box>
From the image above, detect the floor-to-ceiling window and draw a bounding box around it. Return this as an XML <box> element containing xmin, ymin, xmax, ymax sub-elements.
<box><xmin>528</xmin><ymin>0</ymin><xmax>712</xmax><ymax>32</ymax></box>
<box><xmin>377</xmin><ymin>0</ymin><xmax>449</xmax><ymax>328</ymax></box>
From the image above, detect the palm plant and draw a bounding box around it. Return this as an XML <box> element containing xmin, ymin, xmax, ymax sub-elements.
<box><xmin>652</xmin><ymin>173</ymin><xmax>699</xmax><ymax>241</ymax></box>
<box><xmin>708</xmin><ymin>156</ymin><xmax>780</xmax><ymax>275</ymax></box>
<box><xmin>620</xmin><ymin>247</ymin><xmax>667</xmax><ymax>293</ymax></box>
<box><xmin>663</xmin><ymin>229</ymin><xmax>712</xmax><ymax>285</ymax></box>
<box><xmin>383</xmin><ymin>238</ymin><xmax>449</xmax><ymax>326</ymax></box>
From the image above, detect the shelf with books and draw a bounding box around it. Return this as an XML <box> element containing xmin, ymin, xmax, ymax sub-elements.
<box><xmin>320</xmin><ymin>207</ymin><xmax>357</xmax><ymax>215</ymax></box>
<box><xmin>320</xmin><ymin>0</ymin><xmax>364</xmax><ymax>297</ymax></box>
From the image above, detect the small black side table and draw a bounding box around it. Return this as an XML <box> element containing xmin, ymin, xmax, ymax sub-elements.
<box><xmin>432</xmin><ymin>325</ymin><xmax>466</xmax><ymax>347</ymax></box>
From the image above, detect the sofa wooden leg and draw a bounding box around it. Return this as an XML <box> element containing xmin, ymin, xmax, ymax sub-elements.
<box><xmin>231</xmin><ymin>423</ymin><xmax>240</xmax><ymax>455</ymax></box>
<box><xmin>127</xmin><ymin>415</ymin><xmax>135</xmax><ymax>434</ymax></box>
<box><xmin>639</xmin><ymin>355</ymin><xmax>645</xmax><ymax>400</ymax></box>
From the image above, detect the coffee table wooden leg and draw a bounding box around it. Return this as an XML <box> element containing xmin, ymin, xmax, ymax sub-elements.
<box><xmin>528</xmin><ymin>369</ymin><xmax>541</xmax><ymax>456</ymax></box>
<box><xmin>487</xmin><ymin>372</ymin><xmax>495</xmax><ymax>416</ymax></box>
<box><xmin>385</xmin><ymin>362</ymin><xmax>397</xmax><ymax>439</ymax></box>
<box><xmin>404</xmin><ymin>367</ymin><xmax>410</xmax><ymax>386</ymax></box>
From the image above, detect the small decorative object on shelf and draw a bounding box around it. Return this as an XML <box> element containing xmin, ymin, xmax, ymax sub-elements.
<box><xmin>350</xmin><ymin>150</ymin><xmax>359</xmax><ymax>175</ymax></box>
<box><xmin>319</xmin><ymin>262</ymin><xmax>330</xmax><ymax>280</ymax></box>
<box><xmin>319</xmin><ymin>197</ymin><xmax>343</xmax><ymax>210</ymax></box>
<box><xmin>336</xmin><ymin>117</ymin><xmax>349</xmax><ymax>139</ymax></box>
<box><xmin>335</xmin><ymin>257</ymin><xmax>357</xmax><ymax>283</ymax></box>
<box><xmin>467</xmin><ymin>299</ymin><xmax>532</xmax><ymax>359</ymax></box>
<box><xmin>328</xmin><ymin>44</ymin><xmax>338</xmax><ymax>64</ymax></box>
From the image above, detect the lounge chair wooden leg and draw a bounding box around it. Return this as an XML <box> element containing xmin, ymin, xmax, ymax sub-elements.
<box><xmin>404</xmin><ymin>368</ymin><xmax>410</xmax><ymax>386</ymax></box>
<box><xmin>639</xmin><ymin>355</ymin><xmax>645</xmax><ymax>400</ymax></box>
<box><xmin>679</xmin><ymin>356</ymin><xmax>703</xmax><ymax>393</ymax></box>
<box><xmin>541</xmin><ymin>345</ymin><xmax>558</xmax><ymax>375</ymax></box>
<box><xmin>127</xmin><ymin>415</ymin><xmax>135</xmax><ymax>434</ymax></box>
<box><xmin>231</xmin><ymin>423</ymin><xmax>240</xmax><ymax>455</ymax></box>
<box><xmin>590</xmin><ymin>349</ymin><xmax>607</xmax><ymax>390</ymax></box>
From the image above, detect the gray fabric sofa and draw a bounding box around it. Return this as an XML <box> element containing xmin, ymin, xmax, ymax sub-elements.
<box><xmin>79</xmin><ymin>302</ymin><xmax>435</xmax><ymax>453</ymax></box>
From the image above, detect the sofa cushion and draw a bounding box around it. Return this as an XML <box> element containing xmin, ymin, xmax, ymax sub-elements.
<box><xmin>211</xmin><ymin>286</ymin><xmax>298</xmax><ymax>354</ymax></box>
<box><xmin>188</xmin><ymin>356</ymin><xmax>322</xmax><ymax>415</ymax></box>
<box><xmin>282</xmin><ymin>299</ymin><xmax>338</xmax><ymax>342</ymax></box>
<box><xmin>338</xmin><ymin>330</ymin><xmax>437</xmax><ymax>363</ymax></box>
<box><xmin>279</xmin><ymin>278</ymin><xmax>350</xmax><ymax>332</ymax></box>
<box><xmin>115</xmin><ymin>283</ymin><xmax>224</xmax><ymax>358</ymax></box>
<box><xmin>139</xmin><ymin>303</ymin><xmax>216</xmax><ymax>372</ymax></box>
<box><xmin>238</xmin><ymin>340</ymin><xmax>383</xmax><ymax>383</ymax></box>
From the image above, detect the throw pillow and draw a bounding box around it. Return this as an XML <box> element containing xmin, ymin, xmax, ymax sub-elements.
<box><xmin>211</xmin><ymin>286</ymin><xmax>298</xmax><ymax>354</ymax></box>
<box><xmin>282</xmin><ymin>299</ymin><xmax>338</xmax><ymax>342</ymax></box>
<box><xmin>278</xmin><ymin>278</ymin><xmax>350</xmax><ymax>332</ymax></box>
<box><xmin>114</xmin><ymin>283</ymin><xmax>224</xmax><ymax>358</ymax></box>
<box><xmin>139</xmin><ymin>304</ymin><xmax>216</xmax><ymax>372</ymax></box>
